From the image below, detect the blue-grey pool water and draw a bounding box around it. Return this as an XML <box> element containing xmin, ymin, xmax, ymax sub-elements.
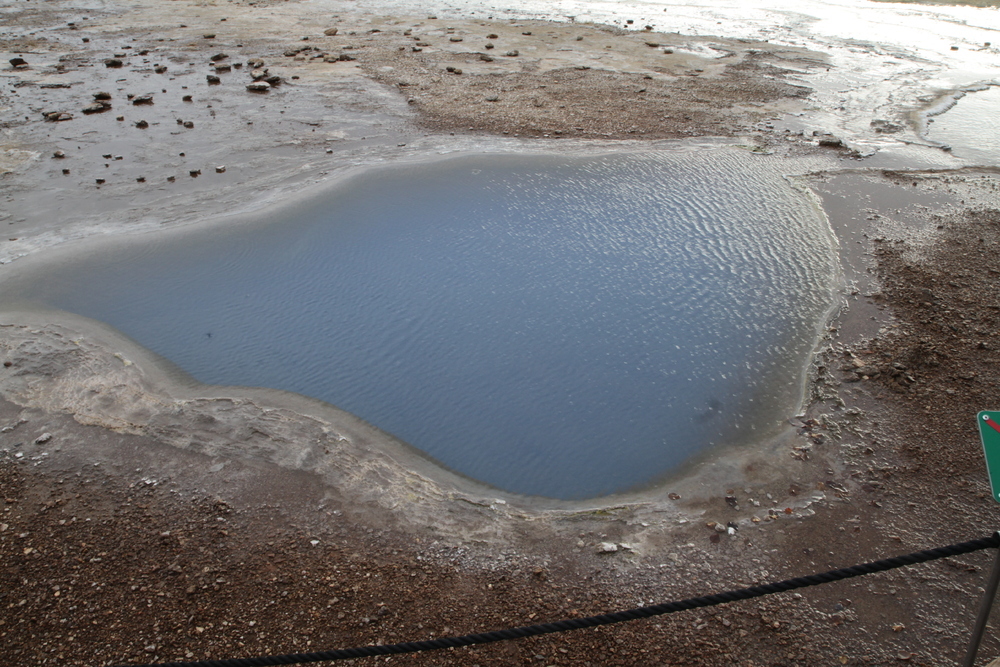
<box><xmin>13</xmin><ymin>151</ymin><xmax>838</xmax><ymax>499</ymax></box>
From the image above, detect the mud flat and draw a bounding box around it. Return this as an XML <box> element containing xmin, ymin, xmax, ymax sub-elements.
<box><xmin>3</xmin><ymin>0</ymin><xmax>1000</xmax><ymax>665</ymax></box>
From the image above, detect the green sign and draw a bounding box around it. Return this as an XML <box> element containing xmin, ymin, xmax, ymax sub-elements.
<box><xmin>978</xmin><ymin>411</ymin><xmax>1000</xmax><ymax>503</ymax></box>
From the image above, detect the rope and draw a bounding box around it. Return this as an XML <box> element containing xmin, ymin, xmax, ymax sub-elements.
<box><xmin>111</xmin><ymin>533</ymin><xmax>1000</xmax><ymax>667</ymax></box>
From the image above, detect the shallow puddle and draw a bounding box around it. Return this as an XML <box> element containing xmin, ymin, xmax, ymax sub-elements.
<box><xmin>4</xmin><ymin>150</ymin><xmax>840</xmax><ymax>499</ymax></box>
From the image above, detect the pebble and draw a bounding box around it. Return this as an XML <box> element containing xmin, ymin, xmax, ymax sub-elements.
<box><xmin>105</xmin><ymin>58</ymin><xmax>123</xmax><ymax>68</ymax></box>
<box><xmin>190</xmin><ymin>169</ymin><xmax>201</xmax><ymax>177</ymax></box>
<box><xmin>324</xmin><ymin>27</ymin><xmax>338</xmax><ymax>36</ymax></box>
<box><xmin>34</xmin><ymin>433</ymin><xmax>53</xmax><ymax>445</ymax></box>
<box><xmin>154</xmin><ymin>65</ymin><xmax>167</xmax><ymax>74</ymax></box>
<box><xmin>215</xmin><ymin>165</ymin><xmax>226</xmax><ymax>173</ymax></box>
<box><xmin>132</xmin><ymin>94</ymin><xmax>153</xmax><ymax>105</ymax></box>
<box><xmin>207</xmin><ymin>75</ymin><xmax>221</xmax><ymax>84</ymax></box>
<box><xmin>82</xmin><ymin>101</ymin><xmax>111</xmax><ymax>114</ymax></box>
<box><xmin>52</xmin><ymin>150</ymin><xmax>66</xmax><ymax>159</ymax></box>
<box><xmin>210</xmin><ymin>53</ymin><xmax>228</xmax><ymax>61</ymax></box>
<box><xmin>10</xmin><ymin>57</ymin><xmax>28</xmax><ymax>68</ymax></box>
<box><xmin>183</xmin><ymin>121</ymin><xmax>194</xmax><ymax>128</ymax></box>
<box><xmin>94</xmin><ymin>91</ymin><xmax>112</xmax><ymax>101</ymax></box>
<box><xmin>135</xmin><ymin>120</ymin><xmax>149</xmax><ymax>129</ymax></box>
<box><xmin>598</xmin><ymin>542</ymin><xmax>618</xmax><ymax>553</ymax></box>
<box><xmin>505</xmin><ymin>50</ymin><xmax>519</xmax><ymax>57</ymax></box>
<box><xmin>246</xmin><ymin>82</ymin><xmax>270</xmax><ymax>93</ymax></box>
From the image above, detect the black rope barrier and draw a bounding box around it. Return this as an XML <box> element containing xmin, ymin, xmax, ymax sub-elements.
<box><xmin>111</xmin><ymin>533</ymin><xmax>1000</xmax><ymax>667</ymax></box>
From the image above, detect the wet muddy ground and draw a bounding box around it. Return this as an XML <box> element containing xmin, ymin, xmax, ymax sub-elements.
<box><xmin>4</xmin><ymin>1</ymin><xmax>1000</xmax><ymax>666</ymax></box>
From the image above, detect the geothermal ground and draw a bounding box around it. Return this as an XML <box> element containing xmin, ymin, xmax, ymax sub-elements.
<box><xmin>3</xmin><ymin>0</ymin><xmax>1000</xmax><ymax>665</ymax></box>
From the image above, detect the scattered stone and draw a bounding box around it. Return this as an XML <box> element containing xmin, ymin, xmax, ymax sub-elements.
<box><xmin>190</xmin><ymin>169</ymin><xmax>201</xmax><ymax>177</ymax></box>
<box><xmin>214</xmin><ymin>63</ymin><xmax>232</xmax><ymax>72</ymax></box>
<box><xmin>183</xmin><ymin>121</ymin><xmax>194</xmax><ymax>128</ymax></box>
<box><xmin>105</xmin><ymin>58</ymin><xmax>123</xmax><ymax>68</ymax></box>
<box><xmin>93</xmin><ymin>91</ymin><xmax>112</xmax><ymax>101</ymax></box>
<box><xmin>210</xmin><ymin>53</ymin><xmax>228</xmax><ymax>61</ymax></box>
<box><xmin>324</xmin><ymin>27</ymin><xmax>339</xmax><ymax>36</ymax></box>
<box><xmin>250</xmin><ymin>68</ymin><xmax>268</xmax><ymax>80</ymax></box>
<box><xmin>136</xmin><ymin>177</ymin><xmax>145</xmax><ymax>182</ymax></box>
<box><xmin>487</xmin><ymin>33</ymin><xmax>498</xmax><ymax>39</ymax></box>
<box><xmin>668</xmin><ymin>492</ymin><xmax>681</xmax><ymax>500</ymax></box>
<box><xmin>95</xmin><ymin>178</ymin><xmax>105</xmax><ymax>184</ymax></box>
<box><xmin>203</xmin><ymin>33</ymin><xmax>216</xmax><ymax>39</ymax></box>
<box><xmin>870</xmin><ymin>119</ymin><xmax>903</xmax><ymax>134</ymax></box>
<box><xmin>154</xmin><ymin>65</ymin><xmax>167</xmax><ymax>74</ymax></box>
<box><xmin>34</xmin><ymin>433</ymin><xmax>52</xmax><ymax>445</ymax></box>
<box><xmin>950</xmin><ymin>45</ymin><xmax>959</xmax><ymax>50</ymax></box>
<box><xmin>247</xmin><ymin>58</ymin><xmax>265</xmax><ymax>68</ymax></box>
<box><xmin>9</xmin><ymin>57</ymin><xmax>28</xmax><ymax>68</ymax></box>
<box><xmin>116</xmin><ymin>115</ymin><xmax>124</xmax><ymax>121</ymax></box>
<box><xmin>246</xmin><ymin>82</ymin><xmax>270</xmax><ymax>93</ymax></box>
<box><xmin>265</xmin><ymin>75</ymin><xmax>282</xmax><ymax>86</ymax></box>
<box><xmin>485</xmin><ymin>94</ymin><xmax>499</xmax><ymax>102</ymax></box>
<box><xmin>505</xmin><ymin>49</ymin><xmax>519</xmax><ymax>57</ymax></box>
<box><xmin>182</xmin><ymin>94</ymin><xmax>193</xmax><ymax>101</ymax></box>
<box><xmin>663</xmin><ymin>48</ymin><xmax>674</xmax><ymax>54</ymax></box>
<box><xmin>215</xmin><ymin>165</ymin><xmax>226</xmax><ymax>173</ymax></box>
<box><xmin>52</xmin><ymin>150</ymin><xmax>66</xmax><ymax>159</ymax></box>
<box><xmin>338</xmin><ymin>53</ymin><xmax>355</xmax><ymax>61</ymax></box>
<box><xmin>449</xmin><ymin>36</ymin><xmax>463</xmax><ymax>42</ymax></box>
<box><xmin>645</xmin><ymin>41</ymin><xmax>660</xmax><ymax>47</ymax></box>
<box><xmin>207</xmin><ymin>74</ymin><xmax>221</xmax><ymax>84</ymax></box>
<box><xmin>132</xmin><ymin>94</ymin><xmax>153</xmax><ymax>105</ymax></box>
<box><xmin>485</xmin><ymin>42</ymin><xmax>494</xmax><ymax>49</ymax></box>
<box><xmin>480</xmin><ymin>53</ymin><xmax>494</xmax><ymax>61</ymax></box>
<box><xmin>135</xmin><ymin>119</ymin><xmax>149</xmax><ymax>129</ymax></box>
<box><xmin>598</xmin><ymin>542</ymin><xmax>619</xmax><ymax>553</ymax></box>
<box><xmin>82</xmin><ymin>37</ymin><xmax>90</xmax><ymax>43</ymax></box>
<box><xmin>43</xmin><ymin>111</ymin><xmax>73</xmax><ymax>122</ymax></box>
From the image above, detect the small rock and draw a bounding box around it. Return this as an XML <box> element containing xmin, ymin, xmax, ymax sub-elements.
<box><xmin>183</xmin><ymin>121</ymin><xmax>194</xmax><ymax>128</ymax></box>
<box><xmin>265</xmin><ymin>75</ymin><xmax>282</xmax><ymax>86</ymax></box>
<box><xmin>487</xmin><ymin>33</ymin><xmax>498</xmax><ymax>39</ymax></box>
<box><xmin>505</xmin><ymin>49</ymin><xmax>519</xmax><ymax>57</ymax></box>
<box><xmin>480</xmin><ymin>54</ymin><xmax>494</xmax><ymax>61</ymax></box>
<box><xmin>93</xmin><ymin>91</ymin><xmax>112</xmax><ymax>100</ymax></box>
<box><xmin>207</xmin><ymin>74</ymin><xmax>221</xmax><ymax>84</ymax></box>
<box><xmin>203</xmin><ymin>33</ymin><xmax>216</xmax><ymax>39</ymax></box>
<box><xmin>116</xmin><ymin>115</ymin><xmax>124</xmax><ymax>121</ymax></box>
<box><xmin>485</xmin><ymin>94</ymin><xmax>499</xmax><ymax>102</ymax></box>
<box><xmin>135</xmin><ymin>119</ymin><xmax>149</xmax><ymax>129</ymax></box>
<box><xmin>210</xmin><ymin>53</ymin><xmax>228</xmax><ymax>61</ymax></box>
<box><xmin>950</xmin><ymin>45</ymin><xmax>959</xmax><ymax>50</ymax></box>
<box><xmin>136</xmin><ymin>177</ymin><xmax>145</xmax><ymax>182</ymax></box>
<box><xmin>598</xmin><ymin>542</ymin><xmax>619</xmax><ymax>553</ymax></box>
<box><xmin>132</xmin><ymin>94</ymin><xmax>153</xmax><ymax>105</ymax></box>
<box><xmin>449</xmin><ymin>36</ymin><xmax>463</xmax><ymax>42</ymax></box>
<box><xmin>82</xmin><ymin>101</ymin><xmax>111</xmax><ymax>114</ymax></box>
<box><xmin>10</xmin><ymin>57</ymin><xmax>28</xmax><ymax>68</ymax></box>
<box><xmin>154</xmin><ymin>65</ymin><xmax>168</xmax><ymax>74</ymax></box>
<box><xmin>247</xmin><ymin>58</ymin><xmax>265</xmax><ymax>68</ymax></box>
<box><xmin>182</xmin><ymin>94</ymin><xmax>193</xmax><ymax>101</ymax></box>
<box><xmin>53</xmin><ymin>150</ymin><xmax>66</xmax><ymax>159</ymax></box>
<box><xmin>338</xmin><ymin>53</ymin><xmax>355</xmax><ymax>61</ymax></box>
<box><xmin>324</xmin><ymin>27</ymin><xmax>339</xmax><ymax>36</ymax></box>
<box><xmin>247</xmin><ymin>82</ymin><xmax>271</xmax><ymax>93</ymax></box>
<box><xmin>95</xmin><ymin>178</ymin><xmax>105</xmax><ymax>184</ymax></box>
<box><xmin>105</xmin><ymin>58</ymin><xmax>123</xmax><ymax>68</ymax></box>
<box><xmin>215</xmin><ymin>165</ymin><xmax>226</xmax><ymax>173</ymax></box>
<box><xmin>34</xmin><ymin>433</ymin><xmax>53</xmax><ymax>445</ymax></box>
<box><xmin>663</xmin><ymin>48</ymin><xmax>674</xmax><ymax>54</ymax></box>
<box><xmin>190</xmin><ymin>169</ymin><xmax>201</xmax><ymax>177</ymax></box>
<box><xmin>214</xmin><ymin>63</ymin><xmax>231</xmax><ymax>72</ymax></box>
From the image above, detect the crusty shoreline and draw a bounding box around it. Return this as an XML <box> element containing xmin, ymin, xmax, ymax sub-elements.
<box><xmin>4</xmin><ymin>1</ymin><xmax>1000</xmax><ymax>665</ymax></box>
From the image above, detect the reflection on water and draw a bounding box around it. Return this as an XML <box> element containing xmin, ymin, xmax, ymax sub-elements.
<box><xmin>15</xmin><ymin>151</ymin><xmax>839</xmax><ymax>499</ymax></box>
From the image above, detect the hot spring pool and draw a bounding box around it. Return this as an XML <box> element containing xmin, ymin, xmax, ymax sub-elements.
<box><xmin>6</xmin><ymin>150</ymin><xmax>840</xmax><ymax>499</ymax></box>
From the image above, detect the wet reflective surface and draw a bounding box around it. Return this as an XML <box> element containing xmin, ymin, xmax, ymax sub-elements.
<box><xmin>14</xmin><ymin>151</ymin><xmax>839</xmax><ymax>498</ymax></box>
